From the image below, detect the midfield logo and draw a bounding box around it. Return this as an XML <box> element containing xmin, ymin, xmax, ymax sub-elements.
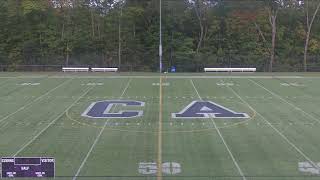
<box><xmin>82</xmin><ymin>100</ymin><xmax>249</xmax><ymax>119</ymax></box>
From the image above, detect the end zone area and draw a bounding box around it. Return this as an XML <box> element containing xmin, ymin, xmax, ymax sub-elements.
<box><xmin>1</xmin><ymin>73</ymin><xmax>320</xmax><ymax>180</ymax></box>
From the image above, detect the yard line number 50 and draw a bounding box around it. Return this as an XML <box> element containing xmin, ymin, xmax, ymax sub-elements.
<box><xmin>138</xmin><ymin>162</ymin><xmax>181</xmax><ymax>175</ymax></box>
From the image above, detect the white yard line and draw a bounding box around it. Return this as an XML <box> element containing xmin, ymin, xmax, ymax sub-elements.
<box><xmin>72</xmin><ymin>79</ymin><xmax>132</xmax><ymax>180</ymax></box>
<box><xmin>227</xmin><ymin>84</ymin><xmax>320</xmax><ymax>170</ymax></box>
<box><xmin>12</xmin><ymin>86</ymin><xmax>93</xmax><ymax>157</ymax></box>
<box><xmin>190</xmin><ymin>79</ymin><xmax>247</xmax><ymax>180</ymax></box>
<box><xmin>0</xmin><ymin>78</ymin><xmax>73</xmax><ymax>125</ymax></box>
<box><xmin>249</xmin><ymin>79</ymin><xmax>320</xmax><ymax>124</ymax></box>
<box><xmin>72</xmin><ymin>121</ymin><xmax>106</xmax><ymax>180</ymax></box>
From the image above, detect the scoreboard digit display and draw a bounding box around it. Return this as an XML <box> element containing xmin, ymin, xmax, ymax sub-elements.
<box><xmin>1</xmin><ymin>157</ymin><xmax>55</xmax><ymax>178</ymax></box>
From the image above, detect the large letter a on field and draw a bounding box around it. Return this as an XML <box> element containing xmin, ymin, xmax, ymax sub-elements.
<box><xmin>172</xmin><ymin>101</ymin><xmax>249</xmax><ymax>119</ymax></box>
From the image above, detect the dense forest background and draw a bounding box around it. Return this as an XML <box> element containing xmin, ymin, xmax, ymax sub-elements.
<box><xmin>0</xmin><ymin>0</ymin><xmax>320</xmax><ymax>72</ymax></box>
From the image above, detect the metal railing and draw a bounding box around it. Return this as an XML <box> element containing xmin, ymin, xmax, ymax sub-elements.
<box><xmin>1</xmin><ymin>63</ymin><xmax>320</xmax><ymax>73</ymax></box>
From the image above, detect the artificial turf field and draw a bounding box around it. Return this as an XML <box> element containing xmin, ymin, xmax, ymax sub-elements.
<box><xmin>1</xmin><ymin>72</ymin><xmax>320</xmax><ymax>180</ymax></box>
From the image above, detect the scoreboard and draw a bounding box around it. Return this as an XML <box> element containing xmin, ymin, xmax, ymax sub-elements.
<box><xmin>1</xmin><ymin>157</ymin><xmax>55</xmax><ymax>178</ymax></box>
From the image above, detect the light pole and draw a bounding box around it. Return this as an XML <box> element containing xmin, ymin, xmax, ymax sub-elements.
<box><xmin>159</xmin><ymin>0</ymin><xmax>163</xmax><ymax>73</ymax></box>
<box><xmin>118</xmin><ymin>1</ymin><xmax>123</xmax><ymax>71</ymax></box>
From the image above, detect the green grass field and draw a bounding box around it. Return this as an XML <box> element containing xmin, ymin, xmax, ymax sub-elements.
<box><xmin>1</xmin><ymin>72</ymin><xmax>320</xmax><ymax>180</ymax></box>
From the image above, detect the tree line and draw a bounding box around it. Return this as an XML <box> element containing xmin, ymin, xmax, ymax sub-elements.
<box><xmin>0</xmin><ymin>0</ymin><xmax>319</xmax><ymax>72</ymax></box>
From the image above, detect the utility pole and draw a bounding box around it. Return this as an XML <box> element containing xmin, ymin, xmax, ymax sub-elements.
<box><xmin>159</xmin><ymin>0</ymin><xmax>163</xmax><ymax>73</ymax></box>
<box><xmin>118</xmin><ymin>1</ymin><xmax>123</xmax><ymax>71</ymax></box>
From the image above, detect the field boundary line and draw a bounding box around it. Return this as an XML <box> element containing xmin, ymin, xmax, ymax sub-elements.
<box><xmin>46</xmin><ymin>75</ymin><xmax>305</xmax><ymax>79</ymax></box>
<box><xmin>0</xmin><ymin>78</ymin><xmax>73</xmax><ymax>125</ymax></box>
<box><xmin>227</xmin><ymin>84</ymin><xmax>320</xmax><ymax>170</ymax></box>
<box><xmin>190</xmin><ymin>79</ymin><xmax>247</xmax><ymax>180</ymax></box>
<box><xmin>249</xmin><ymin>79</ymin><xmax>320</xmax><ymax>123</ymax></box>
<box><xmin>72</xmin><ymin>79</ymin><xmax>132</xmax><ymax>180</ymax></box>
<box><xmin>12</xmin><ymin>86</ymin><xmax>93</xmax><ymax>157</ymax></box>
<box><xmin>0</xmin><ymin>76</ymin><xmax>49</xmax><ymax>79</ymax></box>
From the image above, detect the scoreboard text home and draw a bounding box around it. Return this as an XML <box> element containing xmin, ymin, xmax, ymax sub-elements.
<box><xmin>1</xmin><ymin>157</ymin><xmax>55</xmax><ymax>178</ymax></box>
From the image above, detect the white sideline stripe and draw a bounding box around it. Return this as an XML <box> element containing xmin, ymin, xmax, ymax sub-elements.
<box><xmin>0</xmin><ymin>76</ymin><xmax>47</xmax><ymax>79</ymax></box>
<box><xmin>0</xmin><ymin>78</ymin><xmax>73</xmax><ymax>125</ymax></box>
<box><xmin>0</xmin><ymin>75</ymin><xmax>310</xmax><ymax>79</ymax></box>
<box><xmin>72</xmin><ymin>79</ymin><xmax>132</xmax><ymax>180</ymax></box>
<box><xmin>12</xmin><ymin>86</ymin><xmax>93</xmax><ymax>157</ymax></box>
<box><xmin>249</xmin><ymin>79</ymin><xmax>320</xmax><ymax>124</ymax></box>
<box><xmin>227</xmin><ymin>85</ymin><xmax>320</xmax><ymax>171</ymax></box>
<box><xmin>48</xmin><ymin>75</ymin><xmax>304</xmax><ymax>79</ymax></box>
<box><xmin>190</xmin><ymin>79</ymin><xmax>247</xmax><ymax>180</ymax></box>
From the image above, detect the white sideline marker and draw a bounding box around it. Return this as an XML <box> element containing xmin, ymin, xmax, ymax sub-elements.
<box><xmin>190</xmin><ymin>79</ymin><xmax>247</xmax><ymax>180</ymax></box>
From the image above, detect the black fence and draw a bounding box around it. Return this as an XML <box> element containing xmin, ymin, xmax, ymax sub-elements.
<box><xmin>1</xmin><ymin>63</ymin><xmax>320</xmax><ymax>73</ymax></box>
